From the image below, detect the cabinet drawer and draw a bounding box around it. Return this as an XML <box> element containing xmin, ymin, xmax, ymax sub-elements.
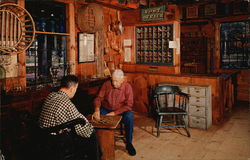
<box><xmin>189</xmin><ymin>97</ymin><xmax>206</xmax><ymax>106</ymax></box>
<box><xmin>189</xmin><ymin>105</ymin><xmax>205</xmax><ymax>117</ymax></box>
<box><xmin>189</xmin><ymin>87</ymin><xmax>206</xmax><ymax>97</ymax></box>
<box><xmin>189</xmin><ymin>116</ymin><xmax>206</xmax><ymax>129</ymax></box>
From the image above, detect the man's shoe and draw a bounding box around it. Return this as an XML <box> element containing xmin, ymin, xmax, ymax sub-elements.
<box><xmin>126</xmin><ymin>143</ymin><xmax>136</xmax><ymax>156</ymax></box>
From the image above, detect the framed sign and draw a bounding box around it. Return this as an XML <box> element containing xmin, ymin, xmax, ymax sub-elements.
<box><xmin>78</xmin><ymin>33</ymin><xmax>95</xmax><ymax>63</ymax></box>
<box><xmin>141</xmin><ymin>5</ymin><xmax>165</xmax><ymax>22</ymax></box>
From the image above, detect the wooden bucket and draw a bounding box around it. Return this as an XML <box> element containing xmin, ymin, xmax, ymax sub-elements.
<box><xmin>77</xmin><ymin>4</ymin><xmax>104</xmax><ymax>33</ymax></box>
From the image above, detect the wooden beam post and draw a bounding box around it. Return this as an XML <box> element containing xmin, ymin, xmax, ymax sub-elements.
<box><xmin>67</xmin><ymin>2</ymin><xmax>76</xmax><ymax>75</ymax></box>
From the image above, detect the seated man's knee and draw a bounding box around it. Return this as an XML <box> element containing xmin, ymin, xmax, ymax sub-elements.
<box><xmin>122</xmin><ymin>111</ymin><xmax>134</xmax><ymax>122</ymax></box>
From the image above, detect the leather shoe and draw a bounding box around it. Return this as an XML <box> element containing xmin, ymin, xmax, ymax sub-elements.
<box><xmin>126</xmin><ymin>143</ymin><xmax>136</xmax><ymax>156</ymax></box>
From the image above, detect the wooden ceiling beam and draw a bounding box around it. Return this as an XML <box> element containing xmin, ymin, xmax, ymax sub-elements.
<box><xmin>87</xmin><ymin>0</ymin><xmax>139</xmax><ymax>10</ymax></box>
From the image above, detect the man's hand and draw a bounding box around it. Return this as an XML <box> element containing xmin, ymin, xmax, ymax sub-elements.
<box><xmin>92</xmin><ymin>111</ymin><xmax>100</xmax><ymax>121</ymax></box>
<box><xmin>106</xmin><ymin>112</ymin><xmax>115</xmax><ymax>116</ymax></box>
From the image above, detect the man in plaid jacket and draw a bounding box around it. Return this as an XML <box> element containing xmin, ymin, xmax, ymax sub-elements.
<box><xmin>39</xmin><ymin>75</ymin><xmax>100</xmax><ymax>160</ymax></box>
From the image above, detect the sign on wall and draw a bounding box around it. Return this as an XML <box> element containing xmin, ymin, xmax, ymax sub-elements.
<box><xmin>78</xmin><ymin>33</ymin><xmax>95</xmax><ymax>63</ymax></box>
<box><xmin>141</xmin><ymin>5</ymin><xmax>166</xmax><ymax>22</ymax></box>
<box><xmin>0</xmin><ymin>54</ymin><xmax>18</xmax><ymax>78</ymax></box>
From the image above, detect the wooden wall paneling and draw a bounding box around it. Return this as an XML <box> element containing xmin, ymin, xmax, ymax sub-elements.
<box><xmin>237</xmin><ymin>70</ymin><xmax>250</xmax><ymax>101</ymax></box>
<box><xmin>121</xmin><ymin>9</ymin><xmax>140</xmax><ymax>26</ymax></box>
<box><xmin>131</xmin><ymin>75</ymin><xmax>149</xmax><ymax>113</ymax></box>
<box><xmin>123</xmin><ymin>64</ymin><xmax>177</xmax><ymax>74</ymax></box>
<box><xmin>78</xmin><ymin>63</ymin><xmax>96</xmax><ymax>81</ymax></box>
<box><xmin>121</xmin><ymin>26</ymin><xmax>136</xmax><ymax>64</ymax></box>
<box><xmin>221</xmin><ymin>76</ymin><xmax>235</xmax><ymax>112</ymax></box>
<box><xmin>5</xmin><ymin>77</ymin><xmax>25</xmax><ymax>92</ymax></box>
<box><xmin>125</xmin><ymin>73</ymin><xmax>150</xmax><ymax>114</ymax></box>
<box><xmin>122</xmin><ymin>64</ymin><xmax>136</xmax><ymax>72</ymax></box>
<box><xmin>147</xmin><ymin>74</ymin><xmax>193</xmax><ymax>89</ymax></box>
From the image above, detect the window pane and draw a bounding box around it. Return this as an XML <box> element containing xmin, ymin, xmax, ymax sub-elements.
<box><xmin>25</xmin><ymin>1</ymin><xmax>67</xmax><ymax>86</ymax></box>
<box><xmin>220</xmin><ymin>21</ymin><xmax>250</xmax><ymax>69</ymax></box>
<box><xmin>26</xmin><ymin>35</ymin><xmax>67</xmax><ymax>86</ymax></box>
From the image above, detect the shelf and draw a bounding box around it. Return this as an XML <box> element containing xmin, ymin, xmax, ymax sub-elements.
<box><xmin>180</xmin><ymin>34</ymin><xmax>208</xmax><ymax>74</ymax></box>
<box><xmin>136</xmin><ymin>24</ymin><xmax>174</xmax><ymax>65</ymax></box>
<box><xmin>26</xmin><ymin>31</ymin><xmax>70</xmax><ymax>36</ymax></box>
<box><xmin>35</xmin><ymin>31</ymin><xmax>70</xmax><ymax>36</ymax></box>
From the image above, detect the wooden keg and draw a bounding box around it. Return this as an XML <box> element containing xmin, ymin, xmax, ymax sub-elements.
<box><xmin>77</xmin><ymin>4</ymin><xmax>104</xmax><ymax>33</ymax></box>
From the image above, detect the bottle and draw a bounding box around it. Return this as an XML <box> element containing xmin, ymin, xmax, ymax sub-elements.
<box><xmin>38</xmin><ymin>9</ymin><xmax>46</xmax><ymax>32</ymax></box>
<box><xmin>47</xmin><ymin>13</ymin><xmax>56</xmax><ymax>32</ymax></box>
<box><xmin>58</xmin><ymin>15</ymin><xmax>65</xmax><ymax>33</ymax></box>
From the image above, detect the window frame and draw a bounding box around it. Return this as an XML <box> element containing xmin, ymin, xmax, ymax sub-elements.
<box><xmin>219</xmin><ymin>20</ymin><xmax>250</xmax><ymax>69</ymax></box>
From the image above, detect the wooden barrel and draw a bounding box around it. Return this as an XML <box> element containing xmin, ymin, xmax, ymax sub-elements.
<box><xmin>77</xmin><ymin>4</ymin><xmax>104</xmax><ymax>33</ymax></box>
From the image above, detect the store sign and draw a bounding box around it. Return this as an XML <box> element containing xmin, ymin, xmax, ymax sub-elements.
<box><xmin>141</xmin><ymin>5</ymin><xmax>165</xmax><ymax>22</ymax></box>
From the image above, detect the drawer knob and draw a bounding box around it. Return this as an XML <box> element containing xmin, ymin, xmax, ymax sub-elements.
<box><xmin>196</xmin><ymin>109</ymin><xmax>200</xmax><ymax>112</ymax></box>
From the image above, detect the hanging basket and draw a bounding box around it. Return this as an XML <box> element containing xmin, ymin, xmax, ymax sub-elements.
<box><xmin>77</xmin><ymin>3</ymin><xmax>104</xmax><ymax>33</ymax></box>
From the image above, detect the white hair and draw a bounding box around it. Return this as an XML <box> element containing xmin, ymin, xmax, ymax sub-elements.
<box><xmin>112</xmin><ymin>69</ymin><xmax>124</xmax><ymax>78</ymax></box>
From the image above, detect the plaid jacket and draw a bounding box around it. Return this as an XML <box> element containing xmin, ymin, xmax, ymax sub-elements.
<box><xmin>39</xmin><ymin>90</ymin><xmax>94</xmax><ymax>138</ymax></box>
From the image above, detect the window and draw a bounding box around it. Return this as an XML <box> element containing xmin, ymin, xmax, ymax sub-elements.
<box><xmin>25</xmin><ymin>1</ymin><xmax>68</xmax><ymax>86</ymax></box>
<box><xmin>220</xmin><ymin>21</ymin><xmax>250</xmax><ymax>69</ymax></box>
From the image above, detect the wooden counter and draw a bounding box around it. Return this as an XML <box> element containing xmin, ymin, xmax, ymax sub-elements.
<box><xmin>123</xmin><ymin>65</ymin><xmax>236</xmax><ymax>125</ymax></box>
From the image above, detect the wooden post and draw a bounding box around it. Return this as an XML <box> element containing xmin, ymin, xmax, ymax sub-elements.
<box><xmin>67</xmin><ymin>2</ymin><xmax>76</xmax><ymax>74</ymax></box>
<box><xmin>17</xmin><ymin>0</ymin><xmax>26</xmax><ymax>89</ymax></box>
<box><xmin>174</xmin><ymin>20</ymin><xmax>180</xmax><ymax>74</ymax></box>
<box><xmin>214</xmin><ymin>22</ymin><xmax>220</xmax><ymax>72</ymax></box>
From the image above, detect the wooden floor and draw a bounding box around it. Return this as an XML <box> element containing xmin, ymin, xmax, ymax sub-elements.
<box><xmin>115</xmin><ymin>101</ymin><xmax>250</xmax><ymax>160</ymax></box>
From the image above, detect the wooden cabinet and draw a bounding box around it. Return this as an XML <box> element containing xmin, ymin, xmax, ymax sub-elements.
<box><xmin>1</xmin><ymin>88</ymin><xmax>52</xmax><ymax>118</ymax></box>
<box><xmin>136</xmin><ymin>25</ymin><xmax>174</xmax><ymax>65</ymax></box>
<box><xmin>180</xmin><ymin>35</ymin><xmax>208</xmax><ymax>74</ymax></box>
<box><xmin>174</xmin><ymin>85</ymin><xmax>212</xmax><ymax>129</ymax></box>
<box><xmin>187</xmin><ymin>86</ymin><xmax>211</xmax><ymax>129</ymax></box>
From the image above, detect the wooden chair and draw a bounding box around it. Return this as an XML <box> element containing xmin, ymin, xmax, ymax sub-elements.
<box><xmin>154</xmin><ymin>85</ymin><xmax>191</xmax><ymax>137</ymax></box>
